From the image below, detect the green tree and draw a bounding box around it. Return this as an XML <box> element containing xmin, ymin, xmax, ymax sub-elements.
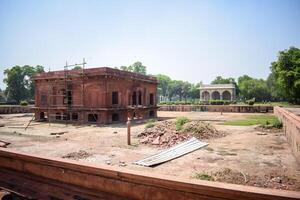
<box><xmin>72</xmin><ymin>66</ymin><xmax>82</xmax><ymax>70</ymax></box>
<box><xmin>237</xmin><ymin>75</ymin><xmax>252</xmax><ymax>85</ymax></box>
<box><xmin>238</xmin><ymin>76</ymin><xmax>271</xmax><ymax>102</ymax></box>
<box><xmin>0</xmin><ymin>88</ymin><xmax>6</xmax><ymax>102</ymax></box>
<box><xmin>211</xmin><ymin>76</ymin><xmax>235</xmax><ymax>84</ymax></box>
<box><xmin>181</xmin><ymin>81</ymin><xmax>191</xmax><ymax>102</ymax></box>
<box><xmin>188</xmin><ymin>83</ymin><xmax>200</xmax><ymax>100</ymax></box>
<box><xmin>24</xmin><ymin>65</ymin><xmax>44</xmax><ymax>100</ymax></box>
<box><xmin>156</xmin><ymin>74</ymin><xmax>171</xmax><ymax>98</ymax></box>
<box><xmin>131</xmin><ymin>62</ymin><xmax>146</xmax><ymax>75</ymax></box>
<box><xmin>167</xmin><ymin>80</ymin><xmax>180</xmax><ymax>101</ymax></box>
<box><xmin>270</xmin><ymin>47</ymin><xmax>300</xmax><ymax>103</ymax></box>
<box><xmin>4</xmin><ymin>65</ymin><xmax>44</xmax><ymax>103</ymax></box>
<box><xmin>266</xmin><ymin>72</ymin><xmax>285</xmax><ymax>101</ymax></box>
<box><xmin>172</xmin><ymin>80</ymin><xmax>184</xmax><ymax>101</ymax></box>
<box><xmin>119</xmin><ymin>61</ymin><xmax>146</xmax><ymax>75</ymax></box>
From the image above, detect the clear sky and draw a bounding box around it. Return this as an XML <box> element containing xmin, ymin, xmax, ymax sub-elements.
<box><xmin>0</xmin><ymin>0</ymin><xmax>299</xmax><ymax>89</ymax></box>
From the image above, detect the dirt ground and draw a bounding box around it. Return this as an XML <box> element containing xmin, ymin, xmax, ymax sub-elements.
<box><xmin>0</xmin><ymin>111</ymin><xmax>300</xmax><ymax>191</ymax></box>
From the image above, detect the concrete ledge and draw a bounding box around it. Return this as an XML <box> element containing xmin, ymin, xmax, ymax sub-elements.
<box><xmin>159</xmin><ymin>105</ymin><xmax>273</xmax><ymax>113</ymax></box>
<box><xmin>0</xmin><ymin>149</ymin><xmax>299</xmax><ymax>200</ymax></box>
<box><xmin>274</xmin><ymin>106</ymin><xmax>300</xmax><ymax>164</ymax></box>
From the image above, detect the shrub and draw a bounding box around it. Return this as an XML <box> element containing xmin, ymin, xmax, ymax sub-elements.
<box><xmin>246</xmin><ymin>98</ymin><xmax>255</xmax><ymax>105</ymax></box>
<box><xmin>261</xmin><ymin>119</ymin><xmax>283</xmax><ymax>129</ymax></box>
<box><xmin>273</xmin><ymin>120</ymin><xmax>283</xmax><ymax>129</ymax></box>
<box><xmin>20</xmin><ymin>100</ymin><xmax>28</xmax><ymax>106</ymax></box>
<box><xmin>209</xmin><ymin>100</ymin><xmax>224</xmax><ymax>105</ymax></box>
<box><xmin>198</xmin><ymin>101</ymin><xmax>209</xmax><ymax>105</ymax></box>
<box><xmin>175</xmin><ymin>117</ymin><xmax>190</xmax><ymax>131</ymax></box>
<box><xmin>223</xmin><ymin>100</ymin><xmax>231</xmax><ymax>105</ymax></box>
<box><xmin>195</xmin><ymin>172</ymin><xmax>214</xmax><ymax>181</ymax></box>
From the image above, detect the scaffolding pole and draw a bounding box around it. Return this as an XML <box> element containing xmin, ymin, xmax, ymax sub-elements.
<box><xmin>44</xmin><ymin>58</ymin><xmax>87</xmax><ymax>126</ymax></box>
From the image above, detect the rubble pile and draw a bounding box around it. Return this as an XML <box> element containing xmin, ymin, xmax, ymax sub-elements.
<box><xmin>138</xmin><ymin>120</ymin><xmax>225</xmax><ymax>148</ymax></box>
<box><xmin>62</xmin><ymin>150</ymin><xmax>92</xmax><ymax>160</ymax></box>
<box><xmin>138</xmin><ymin>121</ymin><xmax>189</xmax><ymax>148</ymax></box>
<box><xmin>182</xmin><ymin>121</ymin><xmax>226</xmax><ymax>139</ymax></box>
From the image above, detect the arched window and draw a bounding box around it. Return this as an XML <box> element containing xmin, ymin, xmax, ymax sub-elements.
<box><xmin>211</xmin><ymin>91</ymin><xmax>220</xmax><ymax>100</ymax></box>
<box><xmin>222</xmin><ymin>91</ymin><xmax>231</xmax><ymax>100</ymax></box>
<box><xmin>202</xmin><ymin>91</ymin><xmax>210</xmax><ymax>101</ymax></box>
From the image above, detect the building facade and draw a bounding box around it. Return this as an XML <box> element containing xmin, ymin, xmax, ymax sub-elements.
<box><xmin>33</xmin><ymin>67</ymin><xmax>158</xmax><ymax>124</ymax></box>
<box><xmin>199</xmin><ymin>84</ymin><xmax>236</xmax><ymax>101</ymax></box>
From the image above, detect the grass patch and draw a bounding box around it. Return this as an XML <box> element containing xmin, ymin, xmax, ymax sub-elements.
<box><xmin>144</xmin><ymin>119</ymin><xmax>156</xmax><ymax>129</ymax></box>
<box><xmin>223</xmin><ymin>115</ymin><xmax>281</xmax><ymax>126</ymax></box>
<box><xmin>195</xmin><ymin>172</ymin><xmax>214</xmax><ymax>181</ymax></box>
<box><xmin>175</xmin><ymin>117</ymin><xmax>190</xmax><ymax>131</ymax></box>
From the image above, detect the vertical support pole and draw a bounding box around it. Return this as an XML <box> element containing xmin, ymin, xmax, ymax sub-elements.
<box><xmin>82</xmin><ymin>58</ymin><xmax>85</xmax><ymax>107</ymax></box>
<box><xmin>65</xmin><ymin>61</ymin><xmax>68</xmax><ymax>126</ymax></box>
<box><xmin>127</xmin><ymin>118</ymin><xmax>131</xmax><ymax>145</ymax></box>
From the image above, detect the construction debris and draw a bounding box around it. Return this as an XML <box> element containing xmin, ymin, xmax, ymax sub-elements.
<box><xmin>119</xmin><ymin>161</ymin><xmax>127</xmax><ymax>167</ymax></box>
<box><xmin>62</xmin><ymin>150</ymin><xmax>92</xmax><ymax>160</ymax></box>
<box><xmin>50</xmin><ymin>131</ymin><xmax>68</xmax><ymax>136</ymax></box>
<box><xmin>134</xmin><ymin>137</ymin><xmax>208</xmax><ymax>167</ymax></box>
<box><xmin>199</xmin><ymin>168</ymin><xmax>300</xmax><ymax>191</ymax></box>
<box><xmin>138</xmin><ymin>120</ymin><xmax>225</xmax><ymax>148</ymax></box>
<box><xmin>182</xmin><ymin>121</ymin><xmax>226</xmax><ymax>139</ymax></box>
<box><xmin>0</xmin><ymin>140</ymin><xmax>11</xmax><ymax>148</ymax></box>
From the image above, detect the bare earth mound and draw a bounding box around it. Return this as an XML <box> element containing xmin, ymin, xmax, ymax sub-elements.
<box><xmin>62</xmin><ymin>150</ymin><xmax>92</xmax><ymax>160</ymax></box>
<box><xmin>202</xmin><ymin>168</ymin><xmax>300</xmax><ymax>191</ymax></box>
<box><xmin>138</xmin><ymin>120</ymin><xmax>226</xmax><ymax>148</ymax></box>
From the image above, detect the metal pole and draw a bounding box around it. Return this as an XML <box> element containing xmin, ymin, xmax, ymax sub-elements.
<box><xmin>127</xmin><ymin>118</ymin><xmax>131</xmax><ymax>145</ymax></box>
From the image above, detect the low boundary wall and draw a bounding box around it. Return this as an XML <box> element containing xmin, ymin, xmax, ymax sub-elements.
<box><xmin>0</xmin><ymin>106</ymin><xmax>33</xmax><ymax>114</ymax></box>
<box><xmin>274</xmin><ymin>106</ymin><xmax>300</xmax><ymax>164</ymax></box>
<box><xmin>0</xmin><ymin>149</ymin><xmax>299</xmax><ymax>200</ymax></box>
<box><xmin>159</xmin><ymin>105</ymin><xmax>273</xmax><ymax>113</ymax></box>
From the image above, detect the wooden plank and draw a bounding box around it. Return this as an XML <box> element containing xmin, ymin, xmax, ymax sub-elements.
<box><xmin>0</xmin><ymin>149</ymin><xmax>299</xmax><ymax>200</ymax></box>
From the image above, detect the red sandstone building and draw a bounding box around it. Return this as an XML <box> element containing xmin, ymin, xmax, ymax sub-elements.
<box><xmin>33</xmin><ymin>67</ymin><xmax>158</xmax><ymax>124</ymax></box>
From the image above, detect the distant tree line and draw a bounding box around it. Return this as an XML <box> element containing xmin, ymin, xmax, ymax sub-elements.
<box><xmin>116</xmin><ymin>62</ymin><xmax>200</xmax><ymax>101</ymax></box>
<box><xmin>1</xmin><ymin>47</ymin><xmax>299</xmax><ymax>104</ymax></box>
<box><xmin>2</xmin><ymin>65</ymin><xmax>44</xmax><ymax>103</ymax></box>
<box><xmin>206</xmin><ymin>47</ymin><xmax>300</xmax><ymax>104</ymax></box>
<box><xmin>156</xmin><ymin>46</ymin><xmax>300</xmax><ymax>104</ymax></box>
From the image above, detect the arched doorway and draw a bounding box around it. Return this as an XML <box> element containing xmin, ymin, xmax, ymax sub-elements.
<box><xmin>202</xmin><ymin>91</ymin><xmax>210</xmax><ymax>101</ymax></box>
<box><xmin>222</xmin><ymin>91</ymin><xmax>231</xmax><ymax>100</ymax></box>
<box><xmin>138</xmin><ymin>91</ymin><xmax>142</xmax><ymax>105</ymax></box>
<box><xmin>132</xmin><ymin>91</ymin><xmax>137</xmax><ymax>105</ymax></box>
<box><xmin>211</xmin><ymin>91</ymin><xmax>220</xmax><ymax>100</ymax></box>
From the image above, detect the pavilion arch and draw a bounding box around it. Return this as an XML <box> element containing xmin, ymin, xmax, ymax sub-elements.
<box><xmin>222</xmin><ymin>90</ymin><xmax>231</xmax><ymax>100</ymax></box>
<box><xmin>211</xmin><ymin>91</ymin><xmax>220</xmax><ymax>100</ymax></box>
<box><xmin>202</xmin><ymin>91</ymin><xmax>210</xmax><ymax>101</ymax></box>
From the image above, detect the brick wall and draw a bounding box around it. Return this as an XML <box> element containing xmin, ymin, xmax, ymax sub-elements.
<box><xmin>274</xmin><ymin>106</ymin><xmax>300</xmax><ymax>164</ymax></box>
<box><xmin>159</xmin><ymin>105</ymin><xmax>273</xmax><ymax>113</ymax></box>
<box><xmin>0</xmin><ymin>106</ymin><xmax>33</xmax><ymax>114</ymax></box>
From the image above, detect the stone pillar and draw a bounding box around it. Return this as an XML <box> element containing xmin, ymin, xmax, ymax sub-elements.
<box><xmin>199</xmin><ymin>90</ymin><xmax>202</xmax><ymax>101</ymax></box>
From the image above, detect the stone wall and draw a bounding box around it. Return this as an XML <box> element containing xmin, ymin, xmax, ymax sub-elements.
<box><xmin>159</xmin><ymin>105</ymin><xmax>273</xmax><ymax>113</ymax></box>
<box><xmin>274</xmin><ymin>106</ymin><xmax>300</xmax><ymax>164</ymax></box>
<box><xmin>0</xmin><ymin>106</ymin><xmax>33</xmax><ymax>114</ymax></box>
